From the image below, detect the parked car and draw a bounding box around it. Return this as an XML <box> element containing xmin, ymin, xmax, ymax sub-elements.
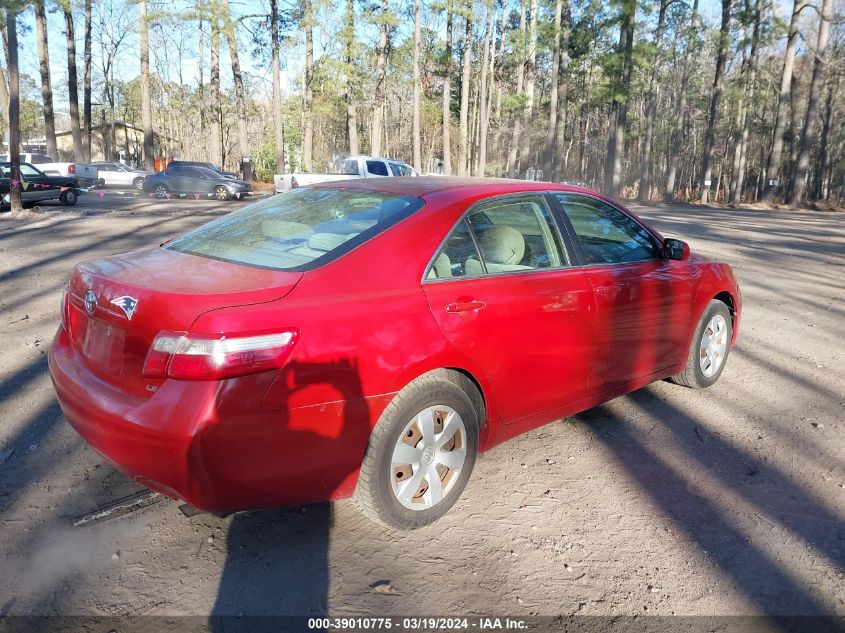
<box><xmin>49</xmin><ymin>178</ymin><xmax>741</xmax><ymax>529</ymax></box>
<box><xmin>274</xmin><ymin>155</ymin><xmax>418</xmax><ymax>192</ymax></box>
<box><xmin>0</xmin><ymin>162</ymin><xmax>83</xmax><ymax>208</ymax></box>
<box><xmin>166</xmin><ymin>160</ymin><xmax>240</xmax><ymax>179</ymax></box>
<box><xmin>142</xmin><ymin>165</ymin><xmax>252</xmax><ymax>200</ymax></box>
<box><xmin>0</xmin><ymin>153</ymin><xmax>100</xmax><ymax>188</ymax></box>
<box><xmin>91</xmin><ymin>161</ymin><xmax>150</xmax><ymax>190</ymax></box>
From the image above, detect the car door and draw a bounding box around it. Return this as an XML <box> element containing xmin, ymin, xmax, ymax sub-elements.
<box><xmin>19</xmin><ymin>163</ymin><xmax>53</xmax><ymax>202</ymax></box>
<box><xmin>423</xmin><ymin>194</ymin><xmax>596</xmax><ymax>424</ymax></box>
<box><xmin>553</xmin><ymin>193</ymin><xmax>696</xmax><ymax>394</ymax></box>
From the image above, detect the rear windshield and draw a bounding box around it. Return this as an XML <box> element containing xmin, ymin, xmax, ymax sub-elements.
<box><xmin>165</xmin><ymin>187</ymin><xmax>424</xmax><ymax>271</ymax></box>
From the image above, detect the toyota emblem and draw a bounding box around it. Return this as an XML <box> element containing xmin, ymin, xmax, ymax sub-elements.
<box><xmin>83</xmin><ymin>290</ymin><xmax>97</xmax><ymax>316</ymax></box>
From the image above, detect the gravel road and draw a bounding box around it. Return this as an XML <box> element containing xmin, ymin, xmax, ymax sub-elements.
<box><xmin>0</xmin><ymin>195</ymin><xmax>842</xmax><ymax>619</ymax></box>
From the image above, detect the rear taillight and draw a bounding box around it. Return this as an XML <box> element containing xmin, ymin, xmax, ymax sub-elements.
<box><xmin>60</xmin><ymin>287</ymin><xmax>70</xmax><ymax>334</ymax></box>
<box><xmin>142</xmin><ymin>330</ymin><xmax>298</xmax><ymax>380</ymax></box>
<box><xmin>68</xmin><ymin>164</ymin><xmax>76</xmax><ymax>174</ymax></box>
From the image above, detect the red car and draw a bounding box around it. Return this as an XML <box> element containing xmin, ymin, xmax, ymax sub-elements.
<box><xmin>49</xmin><ymin>178</ymin><xmax>741</xmax><ymax>529</ymax></box>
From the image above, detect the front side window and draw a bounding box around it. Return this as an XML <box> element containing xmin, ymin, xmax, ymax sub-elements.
<box><xmin>427</xmin><ymin>195</ymin><xmax>567</xmax><ymax>279</ymax></box>
<box><xmin>366</xmin><ymin>160</ymin><xmax>389</xmax><ymax>176</ymax></box>
<box><xmin>19</xmin><ymin>164</ymin><xmax>43</xmax><ymax>178</ymax></box>
<box><xmin>166</xmin><ymin>187</ymin><xmax>423</xmax><ymax>271</ymax></box>
<box><xmin>556</xmin><ymin>193</ymin><xmax>660</xmax><ymax>264</ymax></box>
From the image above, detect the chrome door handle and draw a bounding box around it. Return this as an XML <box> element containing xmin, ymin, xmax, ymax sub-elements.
<box><xmin>445</xmin><ymin>301</ymin><xmax>487</xmax><ymax>313</ymax></box>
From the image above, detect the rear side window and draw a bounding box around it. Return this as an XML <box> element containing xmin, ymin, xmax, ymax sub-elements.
<box><xmin>166</xmin><ymin>188</ymin><xmax>424</xmax><ymax>271</ymax></box>
<box><xmin>556</xmin><ymin>193</ymin><xmax>660</xmax><ymax>264</ymax></box>
<box><xmin>427</xmin><ymin>194</ymin><xmax>567</xmax><ymax>279</ymax></box>
<box><xmin>366</xmin><ymin>161</ymin><xmax>388</xmax><ymax>176</ymax></box>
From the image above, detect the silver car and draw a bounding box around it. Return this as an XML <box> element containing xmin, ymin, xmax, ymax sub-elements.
<box><xmin>92</xmin><ymin>162</ymin><xmax>150</xmax><ymax>190</ymax></box>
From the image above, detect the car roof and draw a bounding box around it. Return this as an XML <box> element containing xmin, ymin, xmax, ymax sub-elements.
<box><xmin>307</xmin><ymin>176</ymin><xmax>602</xmax><ymax>200</ymax></box>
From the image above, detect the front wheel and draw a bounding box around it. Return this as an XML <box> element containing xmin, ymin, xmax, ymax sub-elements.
<box><xmin>353</xmin><ymin>376</ymin><xmax>478</xmax><ymax>530</ymax></box>
<box><xmin>59</xmin><ymin>189</ymin><xmax>78</xmax><ymax>206</ymax></box>
<box><xmin>671</xmin><ymin>299</ymin><xmax>733</xmax><ymax>389</ymax></box>
<box><xmin>213</xmin><ymin>185</ymin><xmax>230</xmax><ymax>201</ymax></box>
<box><xmin>154</xmin><ymin>184</ymin><xmax>169</xmax><ymax>199</ymax></box>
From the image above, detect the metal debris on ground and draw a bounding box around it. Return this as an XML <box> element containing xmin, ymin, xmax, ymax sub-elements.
<box><xmin>72</xmin><ymin>490</ymin><xmax>166</xmax><ymax>527</ymax></box>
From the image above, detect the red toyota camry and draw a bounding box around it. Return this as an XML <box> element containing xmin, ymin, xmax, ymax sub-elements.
<box><xmin>49</xmin><ymin>178</ymin><xmax>741</xmax><ymax>530</ymax></box>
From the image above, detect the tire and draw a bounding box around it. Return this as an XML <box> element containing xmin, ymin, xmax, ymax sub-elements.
<box><xmin>213</xmin><ymin>185</ymin><xmax>230</xmax><ymax>201</ymax></box>
<box><xmin>154</xmin><ymin>184</ymin><xmax>169</xmax><ymax>199</ymax></box>
<box><xmin>59</xmin><ymin>189</ymin><xmax>78</xmax><ymax>206</ymax></box>
<box><xmin>353</xmin><ymin>375</ymin><xmax>479</xmax><ymax>530</ymax></box>
<box><xmin>671</xmin><ymin>299</ymin><xmax>733</xmax><ymax>389</ymax></box>
<box><xmin>133</xmin><ymin>177</ymin><xmax>145</xmax><ymax>191</ymax></box>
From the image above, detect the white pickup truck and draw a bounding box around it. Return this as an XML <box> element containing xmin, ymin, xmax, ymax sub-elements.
<box><xmin>0</xmin><ymin>153</ymin><xmax>101</xmax><ymax>188</ymax></box>
<box><xmin>274</xmin><ymin>155</ymin><xmax>417</xmax><ymax>193</ymax></box>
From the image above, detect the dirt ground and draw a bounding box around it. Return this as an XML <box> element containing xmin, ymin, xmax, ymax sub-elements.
<box><xmin>0</xmin><ymin>192</ymin><xmax>842</xmax><ymax>620</ymax></box>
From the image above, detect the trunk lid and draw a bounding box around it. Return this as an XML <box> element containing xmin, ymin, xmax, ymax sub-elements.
<box><xmin>66</xmin><ymin>247</ymin><xmax>302</xmax><ymax>396</ymax></box>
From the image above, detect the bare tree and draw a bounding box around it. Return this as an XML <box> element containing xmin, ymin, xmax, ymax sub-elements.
<box><xmin>699</xmin><ymin>0</ymin><xmax>732</xmax><ymax>203</ymax></box>
<box><xmin>761</xmin><ymin>0</ymin><xmax>806</xmax><ymax>203</ymax></box>
<box><xmin>441</xmin><ymin>0</ymin><xmax>453</xmax><ymax>174</ymax></box>
<box><xmin>61</xmin><ymin>0</ymin><xmax>84</xmax><ymax>161</ymax></box>
<box><xmin>209</xmin><ymin>2</ymin><xmax>222</xmax><ymax>166</ymax></box>
<box><xmin>270</xmin><ymin>0</ymin><xmax>285</xmax><ymax>173</ymax></box>
<box><xmin>220</xmin><ymin>0</ymin><xmax>250</xmax><ymax>178</ymax></box>
<box><xmin>139</xmin><ymin>0</ymin><xmax>155</xmax><ymax>170</ymax></box>
<box><xmin>664</xmin><ymin>0</ymin><xmax>699</xmax><ymax>202</ymax></box>
<box><xmin>83</xmin><ymin>0</ymin><xmax>92</xmax><ymax>161</ymax></box>
<box><xmin>371</xmin><ymin>0</ymin><xmax>389</xmax><ymax>156</ymax></box>
<box><xmin>35</xmin><ymin>0</ymin><xmax>57</xmax><ymax>158</ymax></box>
<box><xmin>5</xmin><ymin>6</ymin><xmax>21</xmax><ymax>214</ymax></box>
<box><xmin>637</xmin><ymin>0</ymin><xmax>668</xmax><ymax>201</ymax></box>
<box><xmin>411</xmin><ymin>0</ymin><xmax>421</xmax><ymax>170</ymax></box>
<box><xmin>457</xmin><ymin>0</ymin><xmax>472</xmax><ymax>175</ymax></box>
<box><xmin>344</xmin><ymin>0</ymin><xmax>359</xmax><ymax>155</ymax></box>
<box><xmin>789</xmin><ymin>0</ymin><xmax>832</xmax><ymax>205</ymax></box>
<box><xmin>475</xmin><ymin>0</ymin><xmax>492</xmax><ymax>176</ymax></box>
<box><xmin>506</xmin><ymin>0</ymin><xmax>527</xmax><ymax>177</ymax></box>
<box><xmin>303</xmin><ymin>0</ymin><xmax>313</xmax><ymax>169</ymax></box>
<box><xmin>604</xmin><ymin>0</ymin><xmax>636</xmax><ymax>197</ymax></box>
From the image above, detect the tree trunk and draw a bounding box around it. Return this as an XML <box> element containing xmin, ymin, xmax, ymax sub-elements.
<box><xmin>518</xmin><ymin>0</ymin><xmax>538</xmax><ymax>176</ymax></box>
<box><xmin>637</xmin><ymin>0</ymin><xmax>667</xmax><ymax>201</ymax></box>
<box><xmin>371</xmin><ymin>0</ymin><xmax>389</xmax><ymax>157</ymax></box>
<box><xmin>442</xmin><ymin>1</ymin><xmax>453</xmax><ymax>174</ymax></box>
<box><xmin>83</xmin><ymin>0</ymin><xmax>92</xmax><ymax>161</ymax></box>
<box><xmin>220</xmin><ymin>0</ymin><xmax>250</xmax><ymax>178</ymax></box>
<box><xmin>730</xmin><ymin>0</ymin><xmax>762</xmax><ymax>206</ymax></box>
<box><xmin>303</xmin><ymin>0</ymin><xmax>313</xmax><ymax>169</ymax></box>
<box><xmin>457</xmin><ymin>1</ymin><xmax>472</xmax><ymax>176</ymax></box>
<box><xmin>506</xmin><ymin>0</ymin><xmax>527</xmax><ymax>178</ymax></box>
<box><xmin>63</xmin><ymin>4</ymin><xmax>83</xmax><ymax>161</ymax></box>
<box><xmin>209</xmin><ymin>6</ymin><xmax>222</xmax><ymax>167</ymax></box>
<box><xmin>475</xmin><ymin>0</ymin><xmax>492</xmax><ymax>176</ymax></box>
<box><xmin>789</xmin><ymin>0</ymin><xmax>832</xmax><ymax>205</ymax></box>
<box><xmin>761</xmin><ymin>0</ymin><xmax>805</xmax><ymax>204</ymax></box>
<box><xmin>5</xmin><ymin>8</ymin><xmax>21</xmax><ymax>214</ymax></box>
<box><xmin>271</xmin><ymin>0</ymin><xmax>285</xmax><ymax>173</ymax></box>
<box><xmin>411</xmin><ymin>0</ymin><xmax>422</xmax><ymax>170</ymax></box>
<box><xmin>664</xmin><ymin>0</ymin><xmax>698</xmax><ymax>202</ymax></box>
<box><xmin>35</xmin><ymin>1</ymin><xmax>57</xmax><ymax>158</ymax></box>
<box><xmin>604</xmin><ymin>0</ymin><xmax>635</xmax><ymax>197</ymax></box>
<box><xmin>542</xmin><ymin>0</ymin><xmax>563</xmax><ymax>178</ymax></box>
<box><xmin>139</xmin><ymin>0</ymin><xmax>155</xmax><ymax>171</ymax></box>
<box><xmin>551</xmin><ymin>0</ymin><xmax>571</xmax><ymax>182</ymax></box>
<box><xmin>344</xmin><ymin>0</ymin><xmax>359</xmax><ymax>156</ymax></box>
<box><xmin>814</xmin><ymin>75</ymin><xmax>837</xmax><ymax>200</ymax></box>
<box><xmin>699</xmin><ymin>0</ymin><xmax>731</xmax><ymax>203</ymax></box>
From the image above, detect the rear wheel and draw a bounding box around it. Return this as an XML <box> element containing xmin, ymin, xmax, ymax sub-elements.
<box><xmin>213</xmin><ymin>185</ymin><xmax>230</xmax><ymax>201</ymax></box>
<box><xmin>59</xmin><ymin>189</ymin><xmax>78</xmax><ymax>206</ymax></box>
<box><xmin>353</xmin><ymin>375</ymin><xmax>478</xmax><ymax>530</ymax></box>
<box><xmin>671</xmin><ymin>299</ymin><xmax>733</xmax><ymax>389</ymax></box>
<box><xmin>133</xmin><ymin>177</ymin><xmax>145</xmax><ymax>190</ymax></box>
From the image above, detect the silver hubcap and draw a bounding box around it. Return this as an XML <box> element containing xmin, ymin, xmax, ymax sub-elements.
<box><xmin>699</xmin><ymin>314</ymin><xmax>728</xmax><ymax>378</ymax></box>
<box><xmin>215</xmin><ymin>188</ymin><xmax>227</xmax><ymax>200</ymax></box>
<box><xmin>391</xmin><ymin>405</ymin><xmax>467</xmax><ymax>511</ymax></box>
<box><xmin>155</xmin><ymin>186</ymin><xmax>167</xmax><ymax>198</ymax></box>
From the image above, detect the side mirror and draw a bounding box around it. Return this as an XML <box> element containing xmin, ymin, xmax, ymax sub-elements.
<box><xmin>663</xmin><ymin>238</ymin><xmax>690</xmax><ymax>261</ymax></box>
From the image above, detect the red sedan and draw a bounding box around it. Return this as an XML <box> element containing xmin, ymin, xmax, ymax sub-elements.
<box><xmin>49</xmin><ymin>178</ymin><xmax>741</xmax><ymax>530</ymax></box>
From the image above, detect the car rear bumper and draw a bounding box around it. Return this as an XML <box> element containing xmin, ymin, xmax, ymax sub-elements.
<box><xmin>49</xmin><ymin>326</ymin><xmax>390</xmax><ymax>512</ymax></box>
